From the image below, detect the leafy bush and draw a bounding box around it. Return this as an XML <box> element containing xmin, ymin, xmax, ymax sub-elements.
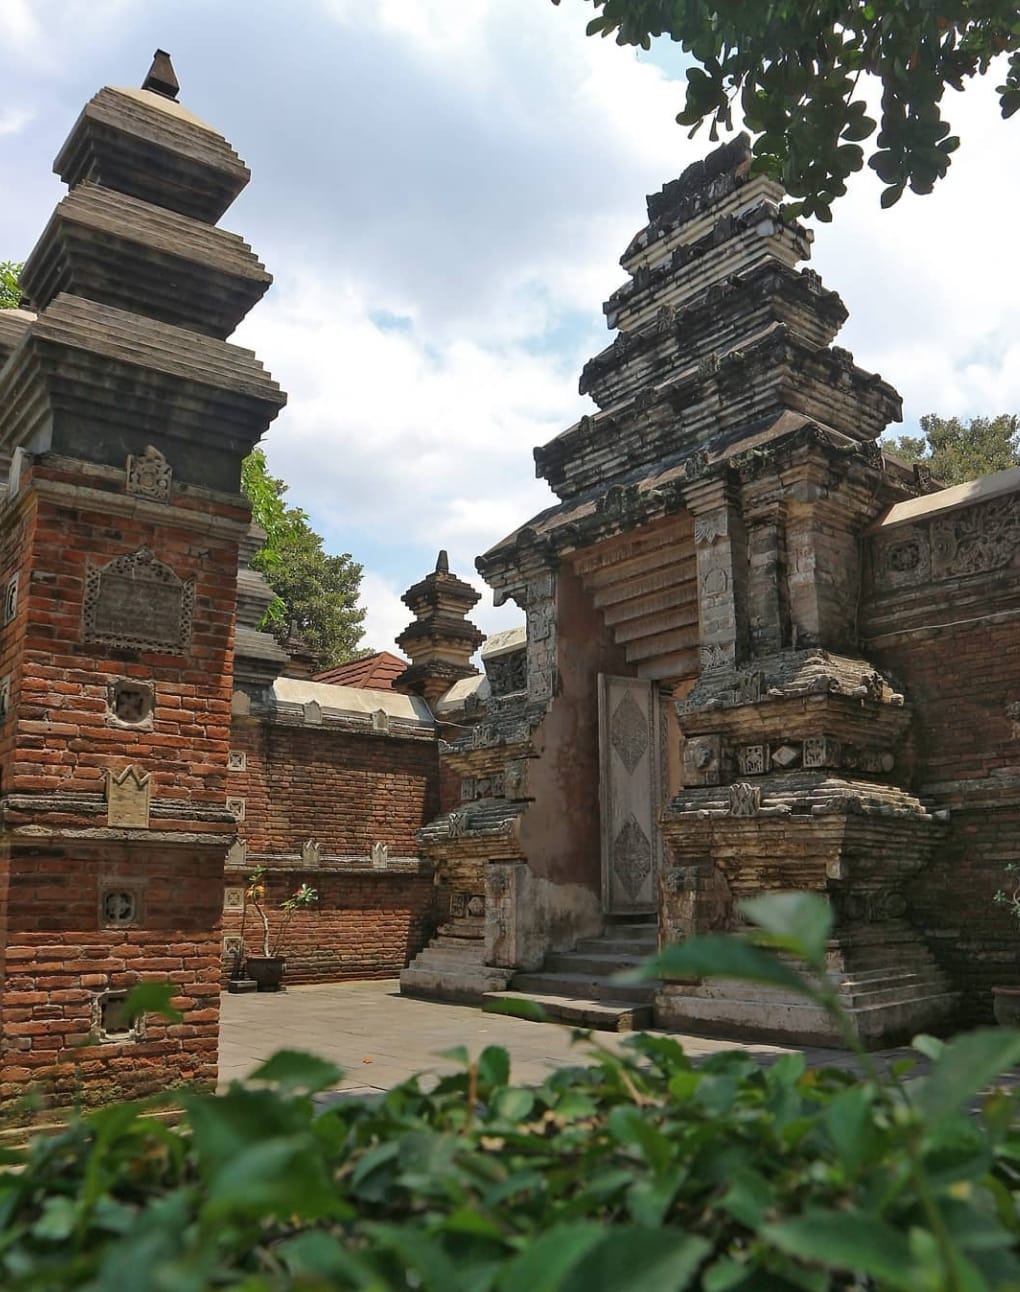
<box><xmin>1</xmin><ymin>895</ymin><xmax>1018</xmax><ymax>1290</ymax></box>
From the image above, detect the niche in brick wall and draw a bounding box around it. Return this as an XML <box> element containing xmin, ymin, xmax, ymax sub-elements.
<box><xmin>108</xmin><ymin>679</ymin><xmax>155</xmax><ymax>727</ymax></box>
<box><xmin>92</xmin><ymin>990</ymin><xmax>143</xmax><ymax>1044</ymax></box>
<box><xmin>98</xmin><ymin>882</ymin><xmax>144</xmax><ymax>929</ymax></box>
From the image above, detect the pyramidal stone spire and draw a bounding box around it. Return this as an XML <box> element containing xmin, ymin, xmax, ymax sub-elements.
<box><xmin>3</xmin><ymin>55</ymin><xmax>284</xmax><ymax>491</ymax></box>
<box><xmin>531</xmin><ymin>135</ymin><xmax>902</xmax><ymax>504</ymax></box>
<box><xmin>142</xmin><ymin>48</ymin><xmax>180</xmax><ymax>99</ymax></box>
<box><xmin>394</xmin><ymin>555</ymin><xmax>485</xmax><ymax>704</ymax></box>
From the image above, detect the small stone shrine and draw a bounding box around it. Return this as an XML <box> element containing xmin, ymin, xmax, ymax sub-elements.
<box><xmin>0</xmin><ymin>53</ymin><xmax>285</xmax><ymax>1106</ymax></box>
<box><xmin>409</xmin><ymin>136</ymin><xmax>1020</xmax><ymax>1045</ymax></box>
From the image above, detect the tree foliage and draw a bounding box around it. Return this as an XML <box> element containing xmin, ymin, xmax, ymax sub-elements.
<box><xmin>2</xmin><ymin>893</ymin><xmax>1020</xmax><ymax>1290</ymax></box>
<box><xmin>1</xmin><ymin>261</ymin><xmax>24</xmax><ymax>309</ymax></box>
<box><xmin>241</xmin><ymin>449</ymin><xmax>366</xmax><ymax>667</ymax></box>
<box><xmin>556</xmin><ymin>0</ymin><xmax>1020</xmax><ymax>220</ymax></box>
<box><xmin>887</xmin><ymin>413</ymin><xmax>1020</xmax><ymax>486</ymax></box>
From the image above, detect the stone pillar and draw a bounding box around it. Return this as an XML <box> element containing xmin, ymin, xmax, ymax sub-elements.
<box><xmin>394</xmin><ymin>551</ymin><xmax>485</xmax><ymax>707</ymax></box>
<box><xmin>744</xmin><ymin>501</ymin><xmax>789</xmax><ymax>655</ymax></box>
<box><xmin>684</xmin><ymin>476</ymin><xmax>749</xmax><ymax>672</ymax></box>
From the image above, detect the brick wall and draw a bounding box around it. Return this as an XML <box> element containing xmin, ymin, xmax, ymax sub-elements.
<box><xmin>0</xmin><ymin>842</ymin><xmax>223</xmax><ymax>1111</ymax></box>
<box><xmin>220</xmin><ymin>715</ymin><xmax>441</xmax><ymax>982</ymax></box>
<box><xmin>864</xmin><ymin>499</ymin><xmax>1020</xmax><ymax>1019</ymax></box>
<box><xmin>6</xmin><ymin>463</ymin><xmax>243</xmax><ymax>806</ymax></box>
<box><xmin>871</xmin><ymin>616</ymin><xmax>1020</xmax><ymax>1017</ymax></box>
<box><xmin>228</xmin><ymin>719</ymin><xmax>439</xmax><ymax>856</ymax></box>
<box><xmin>222</xmin><ymin>863</ymin><xmax>434</xmax><ymax>984</ymax></box>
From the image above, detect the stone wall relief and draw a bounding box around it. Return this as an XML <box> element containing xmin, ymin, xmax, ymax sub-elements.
<box><xmin>873</xmin><ymin>493</ymin><xmax>1020</xmax><ymax>593</ymax></box>
<box><xmin>83</xmin><ymin>548</ymin><xmax>194</xmax><ymax>655</ymax></box>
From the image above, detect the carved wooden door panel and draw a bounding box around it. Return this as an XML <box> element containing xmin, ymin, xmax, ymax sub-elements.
<box><xmin>598</xmin><ymin>675</ymin><xmax>661</xmax><ymax>915</ymax></box>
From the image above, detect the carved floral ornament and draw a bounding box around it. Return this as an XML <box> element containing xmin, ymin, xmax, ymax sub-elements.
<box><xmin>126</xmin><ymin>445</ymin><xmax>172</xmax><ymax>502</ymax></box>
<box><xmin>875</xmin><ymin>494</ymin><xmax>1020</xmax><ymax>591</ymax></box>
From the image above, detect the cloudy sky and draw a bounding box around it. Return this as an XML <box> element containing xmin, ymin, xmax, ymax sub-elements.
<box><xmin>3</xmin><ymin>0</ymin><xmax>1017</xmax><ymax>653</ymax></box>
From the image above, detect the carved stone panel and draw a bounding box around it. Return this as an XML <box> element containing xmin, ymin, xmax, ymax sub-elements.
<box><xmin>599</xmin><ymin>675</ymin><xmax>660</xmax><ymax>913</ymax></box>
<box><xmin>106</xmin><ymin>764</ymin><xmax>151</xmax><ymax>828</ymax></box>
<box><xmin>728</xmin><ymin>782</ymin><xmax>761</xmax><ymax>817</ymax></box>
<box><xmin>83</xmin><ymin>549</ymin><xmax>194</xmax><ymax>654</ymax></box>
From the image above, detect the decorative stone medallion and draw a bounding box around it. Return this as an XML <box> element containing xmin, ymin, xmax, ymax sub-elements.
<box><xmin>126</xmin><ymin>445</ymin><xmax>172</xmax><ymax>502</ymax></box>
<box><xmin>610</xmin><ymin>691</ymin><xmax>649</xmax><ymax>775</ymax></box>
<box><xmin>612</xmin><ymin>813</ymin><xmax>653</xmax><ymax>899</ymax></box>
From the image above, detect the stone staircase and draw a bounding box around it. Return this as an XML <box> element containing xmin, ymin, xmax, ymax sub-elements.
<box><xmin>483</xmin><ymin>915</ymin><xmax>659</xmax><ymax>1031</ymax></box>
<box><xmin>400</xmin><ymin>920</ymin><xmax>512</xmax><ymax>1003</ymax></box>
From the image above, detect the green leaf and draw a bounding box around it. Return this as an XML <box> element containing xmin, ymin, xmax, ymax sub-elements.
<box><xmin>483</xmin><ymin>997</ymin><xmax>550</xmax><ymax>1022</ymax></box>
<box><xmin>121</xmin><ymin>980</ymin><xmax>183</xmax><ymax>1024</ymax></box>
<box><xmin>762</xmin><ymin>1210</ymin><xmax>912</xmax><ymax>1283</ymax></box>
<box><xmin>247</xmin><ymin>1048</ymin><xmax>342</xmax><ymax>1095</ymax></box>
<box><xmin>916</xmin><ymin>1028</ymin><xmax>1020</xmax><ymax>1123</ymax></box>
<box><xmin>738</xmin><ymin>891</ymin><xmax>832</xmax><ymax>965</ymax></box>
<box><xmin>478</xmin><ymin>1045</ymin><xmax>511</xmax><ymax>1088</ymax></box>
<box><xmin>31</xmin><ymin>1195</ymin><xmax>77</xmax><ymax>1241</ymax></box>
<box><xmin>204</xmin><ymin>1133</ymin><xmax>341</xmax><ymax>1221</ymax></box>
<box><xmin>560</xmin><ymin>1229</ymin><xmax>712</xmax><ymax>1292</ymax></box>
<box><xmin>823</xmin><ymin>1083</ymin><xmax>875</xmax><ymax>1171</ymax></box>
<box><xmin>642</xmin><ymin>935</ymin><xmax>818</xmax><ymax>998</ymax></box>
<box><xmin>492</xmin><ymin>1086</ymin><xmax>535</xmax><ymax>1123</ymax></box>
<box><xmin>498</xmin><ymin>1223</ymin><xmax>604</xmax><ymax>1292</ymax></box>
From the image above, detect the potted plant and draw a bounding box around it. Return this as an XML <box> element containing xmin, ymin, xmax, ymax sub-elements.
<box><xmin>992</xmin><ymin>862</ymin><xmax>1020</xmax><ymax>1024</ymax></box>
<box><xmin>243</xmin><ymin>865</ymin><xmax>319</xmax><ymax>992</ymax></box>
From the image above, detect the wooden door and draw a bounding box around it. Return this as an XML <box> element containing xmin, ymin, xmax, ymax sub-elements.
<box><xmin>598</xmin><ymin>675</ymin><xmax>660</xmax><ymax>914</ymax></box>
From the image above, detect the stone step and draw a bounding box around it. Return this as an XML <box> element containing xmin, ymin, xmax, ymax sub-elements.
<box><xmin>510</xmin><ymin>971</ymin><xmax>656</xmax><ymax>1006</ymax></box>
<box><xmin>544</xmin><ymin>951</ymin><xmax>649</xmax><ymax>977</ymax></box>
<box><xmin>574</xmin><ymin>936</ymin><xmax>657</xmax><ymax>956</ymax></box>
<box><xmin>400</xmin><ymin>964</ymin><xmax>512</xmax><ymax>1004</ymax></box>
<box><xmin>408</xmin><ymin>946</ymin><xmax>487</xmax><ymax>969</ymax></box>
<box><xmin>483</xmin><ymin>990</ymin><xmax>653</xmax><ymax>1033</ymax></box>
<box><xmin>433</xmin><ymin>934</ymin><xmax>485</xmax><ymax>951</ymax></box>
<box><xmin>838</xmin><ymin>977</ymin><xmax>954</xmax><ymax>1009</ymax></box>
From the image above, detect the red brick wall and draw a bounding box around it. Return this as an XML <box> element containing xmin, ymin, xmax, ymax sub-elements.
<box><xmin>868</xmin><ymin>603</ymin><xmax>1020</xmax><ymax>1018</ymax></box>
<box><xmin>0</xmin><ymin>460</ymin><xmax>246</xmax><ymax>1110</ymax></box>
<box><xmin>229</xmin><ymin>720</ymin><xmax>440</xmax><ymax>856</ymax></box>
<box><xmin>8</xmin><ymin>463</ymin><xmax>244</xmax><ymax>806</ymax></box>
<box><xmin>0</xmin><ymin>843</ymin><xmax>223</xmax><ymax>1110</ymax></box>
<box><xmin>222</xmin><ymin>864</ymin><xmax>434</xmax><ymax>985</ymax></box>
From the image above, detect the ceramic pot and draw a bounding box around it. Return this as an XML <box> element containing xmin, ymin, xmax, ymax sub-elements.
<box><xmin>991</xmin><ymin>986</ymin><xmax>1020</xmax><ymax>1026</ymax></box>
<box><xmin>244</xmin><ymin>956</ymin><xmax>286</xmax><ymax>992</ymax></box>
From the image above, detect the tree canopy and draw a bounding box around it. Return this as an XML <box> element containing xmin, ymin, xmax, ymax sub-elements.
<box><xmin>887</xmin><ymin>413</ymin><xmax>1020</xmax><ymax>486</ymax></box>
<box><xmin>557</xmin><ymin>0</ymin><xmax>1020</xmax><ymax>220</ymax></box>
<box><xmin>0</xmin><ymin>262</ymin><xmax>23</xmax><ymax>309</ymax></box>
<box><xmin>241</xmin><ymin>449</ymin><xmax>367</xmax><ymax>668</ymax></box>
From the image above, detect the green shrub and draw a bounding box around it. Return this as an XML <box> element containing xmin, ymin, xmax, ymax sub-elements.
<box><xmin>1</xmin><ymin>895</ymin><xmax>1018</xmax><ymax>1290</ymax></box>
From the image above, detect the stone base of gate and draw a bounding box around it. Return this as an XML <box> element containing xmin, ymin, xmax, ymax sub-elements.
<box><xmin>655</xmin><ymin>961</ymin><xmax>958</xmax><ymax>1050</ymax></box>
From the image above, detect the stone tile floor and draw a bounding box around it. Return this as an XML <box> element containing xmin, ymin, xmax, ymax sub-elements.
<box><xmin>218</xmin><ymin>978</ymin><xmax>897</xmax><ymax>1094</ymax></box>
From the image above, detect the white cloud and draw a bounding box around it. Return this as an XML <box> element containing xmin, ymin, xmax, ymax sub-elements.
<box><xmin>0</xmin><ymin>107</ymin><xmax>33</xmax><ymax>137</ymax></box>
<box><xmin>6</xmin><ymin>0</ymin><xmax>1019</xmax><ymax>650</ymax></box>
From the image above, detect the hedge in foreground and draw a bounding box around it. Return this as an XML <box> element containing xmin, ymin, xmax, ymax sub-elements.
<box><xmin>0</xmin><ymin>894</ymin><xmax>1018</xmax><ymax>1291</ymax></box>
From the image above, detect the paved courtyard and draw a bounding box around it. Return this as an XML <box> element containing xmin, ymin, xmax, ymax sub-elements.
<box><xmin>219</xmin><ymin>979</ymin><xmax>872</xmax><ymax>1094</ymax></box>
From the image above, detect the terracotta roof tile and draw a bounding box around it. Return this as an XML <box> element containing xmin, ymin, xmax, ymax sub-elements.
<box><xmin>314</xmin><ymin>650</ymin><xmax>406</xmax><ymax>691</ymax></box>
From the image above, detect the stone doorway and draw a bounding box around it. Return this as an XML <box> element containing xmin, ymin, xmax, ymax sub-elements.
<box><xmin>598</xmin><ymin>675</ymin><xmax>661</xmax><ymax>915</ymax></box>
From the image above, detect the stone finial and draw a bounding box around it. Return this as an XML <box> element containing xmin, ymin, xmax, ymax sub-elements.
<box><xmin>393</xmin><ymin>556</ymin><xmax>485</xmax><ymax>705</ymax></box>
<box><xmin>142</xmin><ymin>49</ymin><xmax>180</xmax><ymax>100</ymax></box>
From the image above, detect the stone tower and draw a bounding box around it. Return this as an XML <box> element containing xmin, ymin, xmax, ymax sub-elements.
<box><xmin>0</xmin><ymin>53</ymin><xmax>285</xmax><ymax>1108</ymax></box>
<box><xmin>467</xmin><ymin>137</ymin><xmax>956</xmax><ymax>1044</ymax></box>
